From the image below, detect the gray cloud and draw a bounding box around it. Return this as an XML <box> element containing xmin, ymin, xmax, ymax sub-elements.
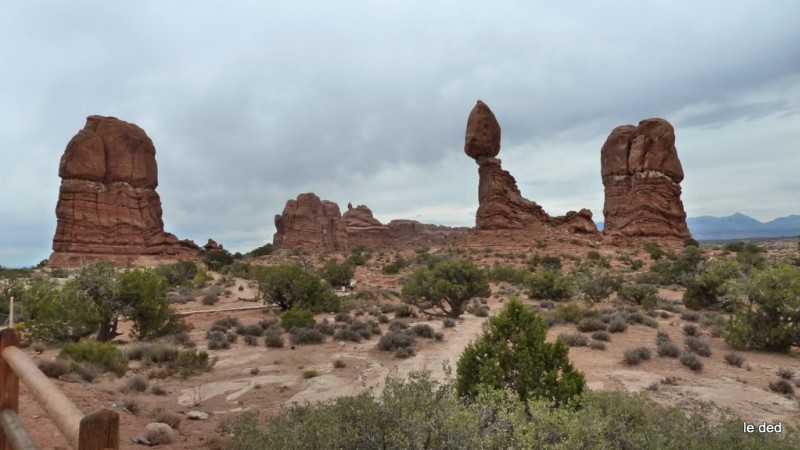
<box><xmin>2</xmin><ymin>1</ymin><xmax>800</xmax><ymax>266</ymax></box>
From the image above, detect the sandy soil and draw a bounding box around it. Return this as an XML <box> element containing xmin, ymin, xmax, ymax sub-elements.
<box><xmin>11</xmin><ymin>239</ymin><xmax>800</xmax><ymax>449</ymax></box>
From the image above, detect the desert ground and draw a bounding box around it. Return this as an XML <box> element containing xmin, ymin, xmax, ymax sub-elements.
<box><xmin>11</xmin><ymin>239</ymin><xmax>800</xmax><ymax>449</ymax></box>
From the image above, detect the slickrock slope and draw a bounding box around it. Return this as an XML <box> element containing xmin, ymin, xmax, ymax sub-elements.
<box><xmin>601</xmin><ymin>119</ymin><xmax>691</xmax><ymax>240</ymax></box>
<box><xmin>273</xmin><ymin>195</ymin><xmax>466</xmax><ymax>251</ymax></box>
<box><xmin>49</xmin><ymin>115</ymin><xmax>199</xmax><ymax>266</ymax></box>
<box><xmin>465</xmin><ymin>100</ymin><xmax>596</xmax><ymax>234</ymax></box>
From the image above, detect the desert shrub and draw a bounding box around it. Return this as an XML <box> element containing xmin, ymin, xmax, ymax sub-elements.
<box><xmin>280</xmin><ymin>309</ymin><xmax>316</xmax><ymax>330</ymax></box>
<box><xmin>389</xmin><ymin>320</ymin><xmax>409</xmax><ymax>333</ymax></box>
<box><xmin>303</xmin><ymin>369</ymin><xmax>320</xmax><ymax>379</ymax></box>
<box><xmin>154</xmin><ymin>261</ymin><xmax>199</xmax><ymax>287</ymax></box>
<box><xmin>591</xmin><ymin>330</ymin><xmax>611</xmax><ymax>342</ymax></box>
<box><xmin>37</xmin><ymin>359</ymin><xmax>70</xmax><ymax>378</ymax></box>
<box><xmin>644</xmin><ymin>242</ymin><xmax>664</xmax><ymax>260</ymax></box>
<box><xmin>382</xmin><ymin>256</ymin><xmax>408</xmax><ymax>275</ymax></box>
<box><xmin>126</xmin><ymin>374</ymin><xmax>149</xmax><ymax>392</ymax></box>
<box><xmin>433</xmin><ymin>331</ymin><xmax>444</xmax><ymax>341</ymax></box>
<box><xmin>247</xmin><ymin>243</ymin><xmax>274</xmax><ymax>258</ymax></box>
<box><xmin>346</xmin><ymin>246</ymin><xmax>370</xmax><ymax>267</ymax></box>
<box><xmin>264</xmin><ymin>329</ymin><xmax>284</xmax><ymax>348</ymax></box>
<box><xmin>59</xmin><ymin>340</ymin><xmax>128</xmax><ymax>376</ymax></box>
<box><xmin>589</xmin><ymin>340</ymin><xmax>607</xmax><ymax>350</ymax></box>
<box><xmin>656</xmin><ymin>339</ymin><xmax>680</xmax><ymax>358</ymax></box>
<box><xmin>683</xmin><ymin>324</ymin><xmax>699</xmax><ymax>336</ymax></box>
<box><xmin>202</xmin><ymin>292</ymin><xmax>220</xmax><ymax>305</ymax></box>
<box><xmin>777</xmin><ymin>367</ymin><xmax>795</xmax><ymax>380</ymax></box>
<box><xmin>333</xmin><ymin>325</ymin><xmax>363</xmax><ymax>342</ymax></box>
<box><xmin>254</xmin><ymin>264</ymin><xmax>341</xmax><ymax>312</ymax></box>
<box><xmin>577</xmin><ymin>317</ymin><xmax>607</xmax><ymax>332</ymax></box>
<box><xmin>474</xmin><ymin>305</ymin><xmax>489</xmax><ymax>317</ymax></box>
<box><xmin>393</xmin><ymin>304</ymin><xmax>413</xmax><ymax>318</ymax></box>
<box><xmin>559</xmin><ymin>332</ymin><xmax>589</xmax><ymax>347</ymax></box>
<box><xmin>608</xmin><ymin>316</ymin><xmax>628</xmax><ymax>333</ymax></box>
<box><xmin>683</xmin><ymin>259</ymin><xmax>742</xmax><ymax>310</ymax></box>
<box><xmin>486</xmin><ymin>264</ymin><xmax>528</xmax><ymax>285</ymax></box>
<box><xmin>457</xmin><ymin>297</ymin><xmax>585</xmax><ymax>406</ymax></box>
<box><xmin>617</xmin><ymin>283</ymin><xmax>658</xmax><ymax>306</ymax></box>
<box><xmin>315</xmin><ymin>319</ymin><xmax>335</xmax><ymax>336</ymax></box>
<box><xmin>442</xmin><ymin>318</ymin><xmax>456</xmax><ymax>328</ymax></box>
<box><xmin>117</xmin><ymin>269</ymin><xmax>188</xmax><ymax>341</ymax></box>
<box><xmin>203</xmin><ymin>249</ymin><xmax>234</xmax><ymax>271</ymax></box>
<box><xmin>574</xmin><ymin>268</ymin><xmax>620</xmax><ymax>302</ymax></box>
<box><xmin>681</xmin><ymin>311</ymin><xmax>701</xmax><ymax>322</ymax></box>
<box><xmin>680</xmin><ymin>353</ymin><xmax>703</xmax><ymax>372</ymax></box>
<box><xmin>725</xmin><ymin>262</ymin><xmax>800</xmax><ymax>352</ymax></box>
<box><xmin>724</xmin><ymin>352</ymin><xmax>744</xmax><ymax>367</ymax></box>
<box><xmin>623</xmin><ymin>347</ymin><xmax>651</xmax><ymax>365</ymax></box>
<box><xmin>244</xmin><ymin>335</ymin><xmax>258</xmax><ymax>346</ymax></box>
<box><xmin>552</xmin><ymin>302</ymin><xmax>596</xmax><ymax>325</ymax></box>
<box><xmin>768</xmin><ymin>379</ymin><xmax>795</xmax><ymax>395</ymax></box>
<box><xmin>319</xmin><ymin>259</ymin><xmax>355</xmax><ymax>288</ymax></box>
<box><xmin>402</xmin><ymin>258</ymin><xmax>490</xmax><ymax>318</ymax></box>
<box><xmin>411</xmin><ymin>323</ymin><xmax>435</xmax><ymax>338</ymax></box>
<box><xmin>126</xmin><ymin>342</ymin><xmax>180</xmax><ymax>364</ymax></box>
<box><xmin>16</xmin><ymin>276</ymin><xmax>98</xmax><ymax>343</ymax></box>
<box><xmin>241</xmin><ymin>324</ymin><xmax>264</xmax><ymax>337</ymax></box>
<box><xmin>528</xmin><ymin>254</ymin><xmax>562</xmax><ymax>271</ymax></box>
<box><xmin>525</xmin><ymin>269</ymin><xmax>574</xmax><ymax>301</ymax></box>
<box><xmin>651</xmin><ymin>245</ymin><xmax>706</xmax><ymax>286</ymax></box>
<box><xmin>216</xmin><ymin>371</ymin><xmax>800</xmax><ymax>450</ymax></box>
<box><xmin>290</xmin><ymin>327</ymin><xmax>325</xmax><ymax>345</ymax></box>
<box><xmin>684</xmin><ymin>337</ymin><xmax>712</xmax><ymax>357</ymax></box>
<box><xmin>377</xmin><ymin>329</ymin><xmax>416</xmax><ymax>352</ymax></box>
<box><xmin>394</xmin><ymin>346</ymin><xmax>416</xmax><ymax>358</ymax></box>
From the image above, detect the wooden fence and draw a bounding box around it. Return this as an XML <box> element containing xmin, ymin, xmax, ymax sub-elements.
<box><xmin>0</xmin><ymin>328</ymin><xmax>118</xmax><ymax>450</ymax></box>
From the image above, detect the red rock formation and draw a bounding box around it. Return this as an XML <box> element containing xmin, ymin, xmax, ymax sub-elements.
<box><xmin>273</xmin><ymin>195</ymin><xmax>466</xmax><ymax>251</ymax></box>
<box><xmin>601</xmin><ymin>118</ymin><xmax>690</xmax><ymax>239</ymax></box>
<box><xmin>49</xmin><ymin>116</ymin><xmax>199</xmax><ymax>266</ymax></box>
<box><xmin>203</xmin><ymin>239</ymin><xmax>223</xmax><ymax>251</ymax></box>
<box><xmin>273</xmin><ymin>193</ymin><xmax>349</xmax><ymax>251</ymax></box>
<box><xmin>465</xmin><ymin>100</ymin><xmax>597</xmax><ymax>233</ymax></box>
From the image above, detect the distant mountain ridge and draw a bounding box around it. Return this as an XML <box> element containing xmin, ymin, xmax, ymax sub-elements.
<box><xmin>595</xmin><ymin>213</ymin><xmax>800</xmax><ymax>240</ymax></box>
<box><xmin>687</xmin><ymin>213</ymin><xmax>800</xmax><ymax>240</ymax></box>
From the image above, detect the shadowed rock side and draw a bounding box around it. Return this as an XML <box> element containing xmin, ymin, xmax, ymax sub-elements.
<box><xmin>273</xmin><ymin>194</ymin><xmax>467</xmax><ymax>251</ymax></box>
<box><xmin>50</xmin><ymin>115</ymin><xmax>200</xmax><ymax>266</ymax></box>
<box><xmin>465</xmin><ymin>100</ymin><xmax>597</xmax><ymax>233</ymax></box>
<box><xmin>601</xmin><ymin>119</ymin><xmax>691</xmax><ymax>240</ymax></box>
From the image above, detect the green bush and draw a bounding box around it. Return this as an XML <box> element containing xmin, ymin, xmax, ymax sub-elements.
<box><xmin>623</xmin><ymin>347</ymin><xmax>651</xmax><ymax>365</ymax></box>
<box><xmin>486</xmin><ymin>263</ymin><xmax>529</xmax><ymax>285</ymax></box>
<box><xmin>456</xmin><ymin>297</ymin><xmax>586</xmax><ymax>406</ymax></box>
<box><xmin>204</xmin><ymin>249</ymin><xmax>234</xmax><ymax>271</ymax></box>
<box><xmin>255</xmin><ymin>264</ymin><xmax>340</xmax><ymax>312</ymax></box>
<box><xmin>574</xmin><ymin>268</ymin><xmax>620</xmax><ymax>302</ymax></box>
<box><xmin>525</xmin><ymin>269</ymin><xmax>574</xmax><ymax>301</ymax></box>
<box><xmin>401</xmin><ymin>258</ymin><xmax>490</xmax><ymax>318</ymax></box>
<box><xmin>59</xmin><ymin>340</ymin><xmax>128</xmax><ymax>376</ymax></box>
<box><xmin>644</xmin><ymin>242</ymin><xmax>664</xmax><ymax>260</ymax></box>
<box><xmin>725</xmin><ymin>262</ymin><xmax>800</xmax><ymax>352</ymax></box>
<box><xmin>217</xmin><ymin>371</ymin><xmax>800</xmax><ymax>449</ymax></box>
<box><xmin>381</xmin><ymin>256</ymin><xmax>408</xmax><ymax>275</ymax></box>
<box><xmin>280</xmin><ymin>309</ymin><xmax>316</xmax><ymax>330</ymax></box>
<box><xmin>247</xmin><ymin>243</ymin><xmax>274</xmax><ymax>258</ymax></box>
<box><xmin>552</xmin><ymin>302</ymin><xmax>597</xmax><ymax>324</ymax></box>
<box><xmin>19</xmin><ymin>276</ymin><xmax>99</xmax><ymax>343</ymax></box>
<box><xmin>319</xmin><ymin>259</ymin><xmax>354</xmax><ymax>288</ymax></box>
<box><xmin>683</xmin><ymin>259</ymin><xmax>742</xmax><ymax>310</ymax></box>
<box><xmin>617</xmin><ymin>283</ymin><xmax>658</xmax><ymax>306</ymax></box>
<box><xmin>154</xmin><ymin>261</ymin><xmax>199</xmax><ymax>287</ymax></box>
<box><xmin>559</xmin><ymin>332</ymin><xmax>589</xmax><ymax>347</ymax></box>
<box><xmin>117</xmin><ymin>269</ymin><xmax>187</xmax><ymax>341</ymax></box>
<box><xmin>528</xmin><ymin>254</ymin><xmax>562</xmax><ymax>271</ymax></box>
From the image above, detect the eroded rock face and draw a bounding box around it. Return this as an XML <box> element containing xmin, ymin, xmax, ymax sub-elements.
<box><xmin>273</xmin><ymin>195</ymin><xmax>466</xmax><ymax>251</ymax></box>
<box><xmin>601</xmin><ymin>118</ymin><xmax>690</xmax><ymax>239</ymax></box>
<box><xmin>465</xmin><ymin>100</ymin><xmax>597</xmax><ymax>233</ymax></box>
<box><xmin>50</xmin><ymin>116</ymin><xmax>199</xmax><ymax>266</ymax></box>
<box><xmin>273</xmin><ymin>193</ymin><xmax>349</xmax><ymax>251</ymax></box>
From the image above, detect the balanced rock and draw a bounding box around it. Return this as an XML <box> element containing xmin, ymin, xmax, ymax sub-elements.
<box><xmin>50</xmin><ymin>116</ymin><xmax>199</xmax><ymax>266</ymax></box>
<box><xmin>601</xmin><ymin>118</ymin><xmax>690</xmax><ymax>239</ymax></box>
<box><xmin>464</xmin><ymin>100</ymin><xmax>596</xmax><ymax>233</ymax></box>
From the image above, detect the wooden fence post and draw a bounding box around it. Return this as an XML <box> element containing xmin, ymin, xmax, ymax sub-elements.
<box><xmin>78</xmin><ymin>409</ymin><xmax>118</xmax><ymax>450</ymax></box>
<box><xmin>0</xmin><ymin>328</ymin><xmax>21</xmax><ymax>450</ymax></box>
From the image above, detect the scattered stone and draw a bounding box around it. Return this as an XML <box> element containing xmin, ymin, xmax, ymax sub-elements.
<box><xmin>187</xmin><ymin>411</ymin><xmax>209</xmax><ymax>420</ymax></box>
<box><xmin>144</xmin><ymin>422</ymin><xmax>174</xmax><ymax>444</ymax></box>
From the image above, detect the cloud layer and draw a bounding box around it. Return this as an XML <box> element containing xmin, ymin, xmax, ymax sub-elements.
<box><xmin>2</xmin><ymin>2</ymin><xmax>799</xmax><ymax>266</ymax></box>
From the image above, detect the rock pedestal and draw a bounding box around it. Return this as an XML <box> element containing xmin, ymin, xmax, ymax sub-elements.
<box><xmin>601</xmin><ymin>119</ymin><xmax>690</xmax><ymax>239</ymax></box>
<box><xmin>49</xmin><ymin>116</ymin><xmax>199</xmax><ymax>266</ymax></box>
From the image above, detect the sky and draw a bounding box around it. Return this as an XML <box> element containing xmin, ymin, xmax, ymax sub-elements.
<box><xmin>1</xmin><ymin>1</ymin><xmax>799</xmax><ymax>267</ymax></box>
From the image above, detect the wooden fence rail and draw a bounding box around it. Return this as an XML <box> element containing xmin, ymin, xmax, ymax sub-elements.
<box><xmin>0</xmin><ymin>328</ymin><xmax>118</xmax><ymax>450</ymax></box>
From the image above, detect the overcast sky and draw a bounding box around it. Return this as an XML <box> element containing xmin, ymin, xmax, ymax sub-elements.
<box><xmin>1</xmin><ymin>2</ymin><xmax>799</xmax><ymax>267</ymax></box>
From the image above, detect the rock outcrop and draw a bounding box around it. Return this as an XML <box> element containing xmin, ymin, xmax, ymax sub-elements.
<box><xmin>601</xmin><ymin>118</ymin><xmax>690</xmax><ymax>239</ymax></box>
<box><xmin>465</xmin><ymin>100</ymin><xmax>597</xmax><ymax>233</ymax></box>
<box><xmin>273</xmin><ymin>194</ymin><xmax>466</xmax><ymax>251</ymax></box>
<box><xmin>50</xmin><ymin>115</ymin><xmax>200</xmax><ymax>266</ymax></box>
<box><xmin>273</xmin><ymin>193</ymin><xmax>349</xmax><ymax>251</ymax></box>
